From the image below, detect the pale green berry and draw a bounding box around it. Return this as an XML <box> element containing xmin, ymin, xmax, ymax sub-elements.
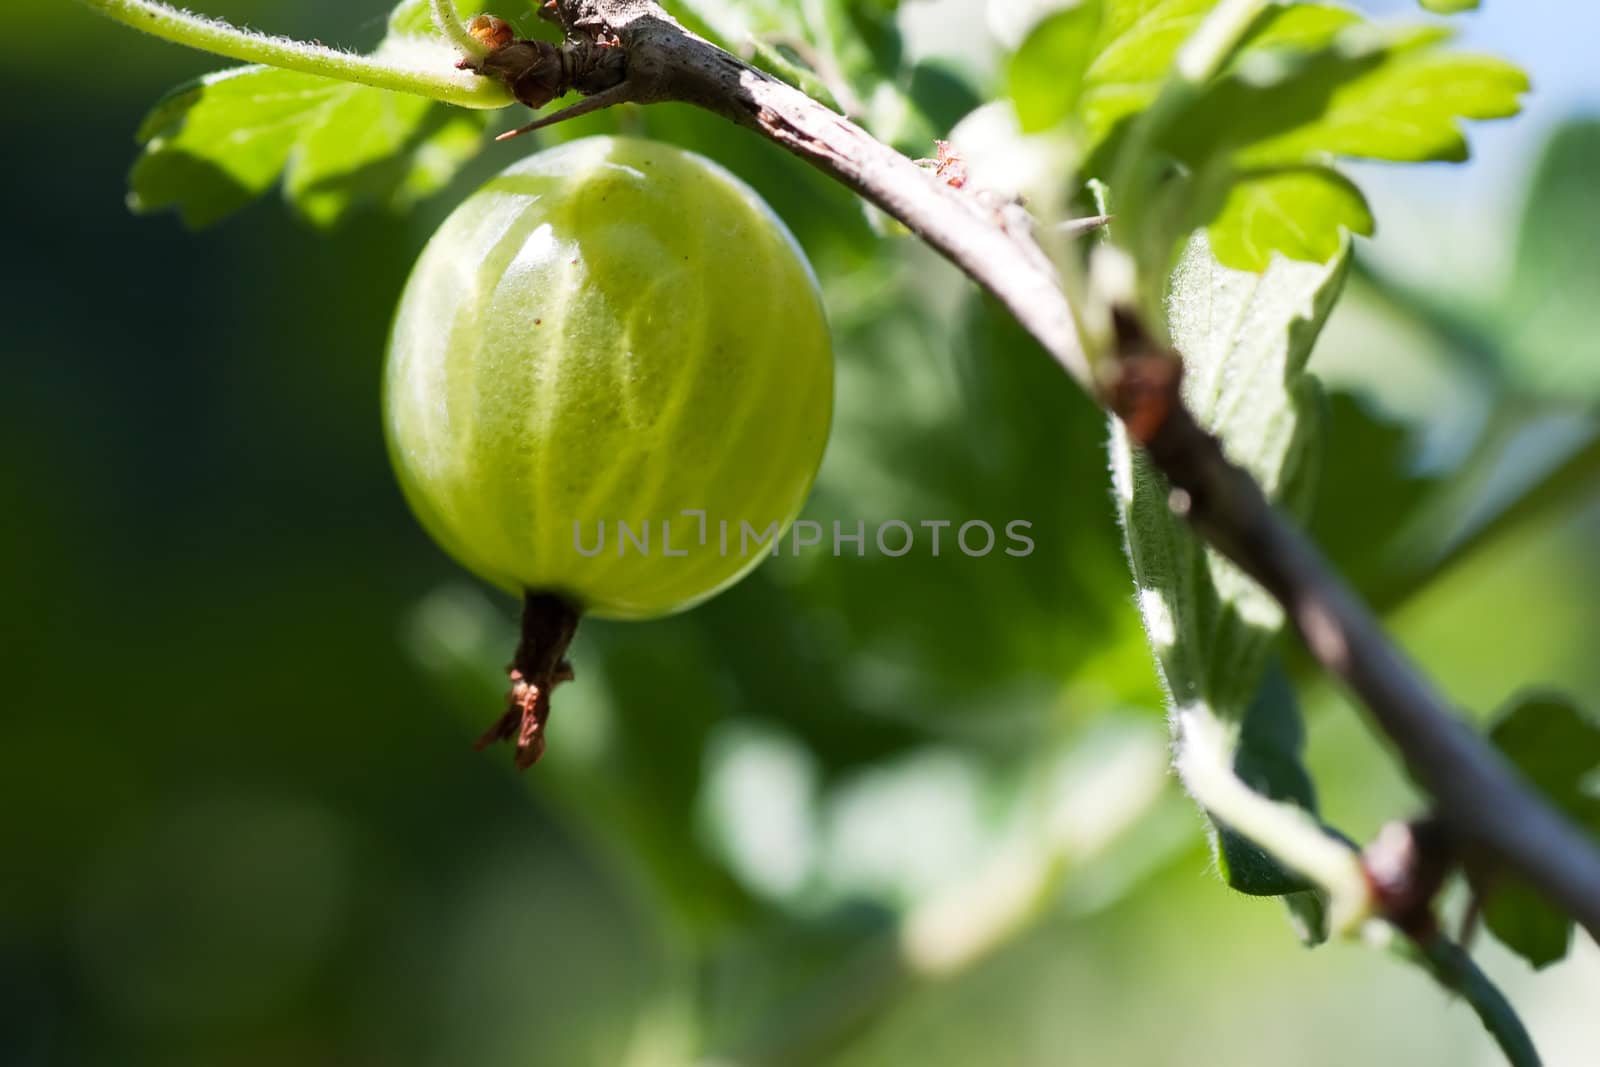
<box><xmin>385</xmin><ymin>136</ymin><xmax>834</xmax><ymax>619</ymax></box>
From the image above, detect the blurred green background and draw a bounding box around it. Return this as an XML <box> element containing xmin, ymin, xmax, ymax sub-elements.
<box><xmin>4</xmin><ymin>1</ymin><xmax>1598</xmax><ymax>1064</ymax></box>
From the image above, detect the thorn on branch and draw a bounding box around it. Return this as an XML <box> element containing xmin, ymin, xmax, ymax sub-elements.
<box><xmin>474</xmin><ymin>593</ymin><xmax>581</xmax><ymax>770</ymax></box>
<box><xmin>1057</xmin><ymin>214</ymin><xmax>1113</xmax><ymax>238</ymax></box>
<box><xmin>496</xmin><ymin>82</ymin><xmax>636</xmax><ymax>141</ymax></box>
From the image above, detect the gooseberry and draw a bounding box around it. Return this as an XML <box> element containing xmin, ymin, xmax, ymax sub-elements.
<box><xmin>384</xmin><ymin>135</ymin><xmax>834</xmax><ymax>623</ymax></box>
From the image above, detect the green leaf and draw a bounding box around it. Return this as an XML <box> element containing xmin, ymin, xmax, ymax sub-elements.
<box><xmin>1488</xmin><ymin>695</ymin><xmax>1600</xmax><ymax>821</ymax></box>
<box><xmin>1420</xmin><ymin>0</ymin><xmax>1480</xmax><ymax>12</ymax></box>
<box><xmin>1010</xmin><ymin>2</ymin><xmax>1104</xmax><ymax>133</ymax></box>
<box><xmin>1080</xmin><ymin>12</ymin><xmax>1524</xmax><ymax>270</ymax></box>
<box><xmin>1078</xmin><ymin>0</ymin><xmax>1216</xmax><ymax>145</ymax></box>
<box><xmin>1225</xmin><ymin>3</ymin><xmax>1362</xmax><ymax>65</ymax></box>
<box><xmin>1484</xmin><ymin>693</ymin><xmax>1600</xmax><ymax>969</ymax></box>
<box><xmin>1149</xmin><ymin>21</ymin><xmax>1525</xmax><ymax>170</ymax></box>
<box><xmin>128</xmin><ymin>8</ymin><xmax>489</xmax><ymax>228</ymax></box>
<box><xmin>1163</xmin><ymin>25</ymin><xmax>1522</xmax><ymax>266</ymax></box>
<box><xmin>1493</xmin><ymin>121</ymin><xmax>1600</xmax><ymax>402</ymax></box>
<box><xmin>131</xmin><ymin>67</ymin><xmax>340</xmax><ymax>227</ymax></box>
<box><xmin>1076</xmin><ymin>2</ymin><xmax>1358</xmax><ymax>149</ymax></box>
<box><xmin>1231</xmin><ymin>38</ymin><xmax>1527</xmax><ymax>167</ymax></box>
<box><xmin>1482</xmin><ymin>881</ymin><xmax>1572</xmax><ymax>970</ymax></box>
<box><xmin>1308</xmin><ymin>390</ymin><xmax>1440</xmax><ymax>603</ymax></box>
<box><xmin>1207</xmin><ymin>166</ymin><xmax>1374</xmax><ymax>272</ymax></box>
<box><xmin>1117</xmin><ymin>233</ymin><xmax>1350</xmax><ymax>705</ymax></box>
<box><xmin>1114</xmin><ymin>233</ymin><xmax>1350</xmax><ymax>913</ymax></box>
<box><xmin>1217</xmin><ymin>662</ymin><xmax>1321</xmax><ymax>898</ymax></box>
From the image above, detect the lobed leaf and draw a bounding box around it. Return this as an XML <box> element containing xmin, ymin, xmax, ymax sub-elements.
<box><xmin>1011</xmin><ymin>2</ymin><xmax>1525</xmax><ymax>269</ymax></box>
<box><xmin>128</xmin><ymin>1</ymin><xmax>495</xmax><ymax>228</ymax></box>
<box><xmin>804</xmin><ymin>291</ymin><xmax>1153</xmax><ymax>705</ymax></box>
<box><xmin>1176</xmin><ymin>26</ymin><xmax>1524</xmax><ymax>268</ymax></box>
<box><xmin>1489</xmin><ymin>696</ymin><xmax>1600</xmax><ymax>821</ymax></box>
<box><xmin>1230</xmin><ymin>37</ymin><xmax>1527</xmax><ymax>168</ymax></box>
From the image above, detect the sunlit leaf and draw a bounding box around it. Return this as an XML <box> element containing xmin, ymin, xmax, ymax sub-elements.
<box><xmin>1231</xmin><ymin>38</ymin><xmax>1526</xmax><ymax>167</ymax></box>
<box><xmin>1010</xmin><ymin>1</ymin><xmax>1103</xmax><ymax>132</ymax></box>
<box><xmin>1207</xmin><ymin>167</ymin><xmax>1373</xmax><ymax>272</ymax></box>
<box><xmin>1075</xmin><ymin>11</ymin><xmax>1524</xmax><ymax>270</ymax></box>
<box><xmin>1078</xmin><ymin>0</ymin><xmax>1215</xmax><ymax>144</ymax></box>
<box><xmin>1225</xmin><ymin>3</ymin><xmax>1362</xmax><ymax>64</ymax></box>
<box><xmin>128</xmin><ymin>3</ymin><xmax>494</xmax><ymax>228</ymax></box>
<box><xmin>1075</xmin><ymin>2</ymin><xmax>1355</xmax><ymax>147</ymax></box>
<box><xmin>1166</xmin><ymin>26</ymin><xmax>1522</xmax><ymax>267</ymax></box>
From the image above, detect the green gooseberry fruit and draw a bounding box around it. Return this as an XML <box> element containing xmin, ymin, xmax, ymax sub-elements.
<box><xmin>385</xmin><ymin>135</ymin><xmax>834</xmax><ymax>621</ymax></box>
